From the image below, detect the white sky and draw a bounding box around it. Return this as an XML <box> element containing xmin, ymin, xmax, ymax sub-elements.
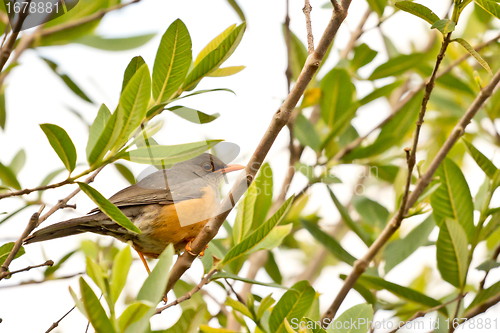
<box><xmin>0</xmin><ymin>0</ymin><xmax>499</xmax><ymax>332</ymax></box>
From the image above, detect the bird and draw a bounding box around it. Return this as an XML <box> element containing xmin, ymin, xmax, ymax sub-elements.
<box><xmin>24</xmin><ymin>153</ymin><xmax>245</xmax><ymax>274</ymax></box>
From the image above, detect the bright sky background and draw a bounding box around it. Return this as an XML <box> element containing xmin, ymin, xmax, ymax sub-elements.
<box><xmin>1</xmin><ymin>0</ymin><xmax>499</xmax><ymax>332</ymax></box>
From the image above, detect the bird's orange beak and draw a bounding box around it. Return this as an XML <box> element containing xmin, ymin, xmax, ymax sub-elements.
<box><xmin>220</xmin><ymin>164</ymin><xmax>245</xmax><ymax>173</ymax></box>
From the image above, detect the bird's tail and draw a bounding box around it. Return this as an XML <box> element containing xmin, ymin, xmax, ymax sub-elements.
<box><xmin>23</xmin><ymin>214</ymin><xmax>107</xmax><ymax>245</ymax></box>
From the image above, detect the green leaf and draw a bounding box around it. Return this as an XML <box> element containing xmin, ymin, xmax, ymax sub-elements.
<box><xmin>226</xmin><ymin>0</ymin><xmax>246</xmax><ymax>21</ymax></box>
<box><xmin>75</xmin><ymin>33</ymin><xmax>155</xmax><ymax>51</ymax></box>
<box><xmin>357</xmin><ymin>275</ymin><xmax>447</xmax><ymax>315</ymax></box>
<box><xmin>136</xmin><ymin>244</ymin><xmax>174</xmax><ymax>303</ymax></box>
<box><xmin>233</xmin><ymin>180</ymin><xmax>258</xmax><ymax>244</ymax></box>
<box><xmin>153</xmin><ymin>19</ymin><xmax>192</xmax><ymax>104</ymax></box>
<box><xmin>221</xmin><ymin>196</ymin><xmax>294</xmax><ymax>266</ymax></box>
<box><xmin>40</xmin><ymin>123</ymin><xmax>77</xmax><ymax>172</ymax></box>
<box><xmin>466</xmin><ymin>280</ymin><xmax>500</xmax><ymax>311</ymax></box>
<box><xmin>294</xmin><ymin>114</ymin><xmax>321</xmax><ymax>151</ymax></box>
<box><xmin>344</xmin><ymin>91</ymin><xmax>423</xmax><ymax>161</ymax></box>
<box><xmin>0</xmin><ymin>242</ymin><xmax>25</xmax><ymax>266</ymax></box>
<box><xmin>167</xmin><ymin>106</ymin><xmax>219</xmax><ymax>124</ymax></box>
<box><xmin>268</xmin><ymin>281</ymin><xmax>316</xmax><ymax>333</ymax></box>
<box><xmin>453</xmin><ymin>37</ymin><xmax>492</xmax><ymax>75</ymax></box>
<box><xmin>111</xmin><ymin>64</ymin><xmax>151</xmax><ymax>150</ymax></box>
<box><xmin>44</xmin><ymin>250</ymin><xmax>76</xmax><ymax>277</ymax></box>
<box><xmin>85</xmin><ymin>256</ymin><xmax>107</xmax><ymax>296</ymax></box>
<box><xmin>9</xmin><ymin>149</ymin><xmax>26</xmax><ymax>175</ymax></box>
<box><xmin>122</xmin><ymin>56</ymin><xmax>146</xmax><ymax>93</ymax></box>
<box><xmin>113</xmin><ymin>163</ymin><xmax>136</xmax><ymax>185</ymax></box>
<box><xmin>301</xmin><ymin>219</ymin><xmax>357</xmax><ymax>266</ymax></box>
<box><xmin>303</xmin><ymin>317</ymin><xmax>326</xmax><ymax>333</ymax></box>
<box><xmin>252</xmin><ymin>162</ymin><xmax>273</xmax><ymax>230</ymax></box>
<box><xmin>79</xmin><ymin>277</ymin><xmax>116</xmax><ymax>333</ymax></box>
<box><xmin>369</xmin><ymin>53</ymin><xmax>424</xmax><ymax>80</ymax></box>
<box><xmin>284</xmin><ymin>318</ymin><xmax>298</xmax><ymax>333</ymax></box>
<box><xmin>339</xmin><ymin>275</ymin><xmax>377</xmax><ymax>305</ymax></box>
<box><xmin>164</xmin><ymin>307</ymin><xmax>204</xmax><ymax>333</ymax></box>
<box><xmin>257</xmin><ymin>294</ymin><xmax>276</xmax><ymax>320</ymax></box>
<box><xmin>353</xmin><ymin>196</ymin><xmax>389</xmax><ymax>230</ymax></box>
<box><xmin>330</xmin><ymin>304</ymin><xmax>373</xmax><ymax>333</ymax></box>
<box><xmin>328</xmin><ymin>187</ymin><xmax>372</xmax><ymax>246</ymax></box>
<box><xmin>77</xmin><ymin>182</ymin><xmax>141</xmax><ymax>234</ymax></box>
<box><xmin>195</xmin><ymin>24</ymin><xmax>236</xmax><ymax>65</ymax></box>
<box><xmin>167</xmin><ymin>88</ymin><xmax>235</xmax><ymax>105</ymax></box>
<box><xmin>320</xmin><ymin>68</ymin><xmax>355</xmax><ymax>130</ymax></box>
<box><xmin>436</xmin><ymin>218</ymin><xmax>469</xmax><ymax>288</ymax></box>
<box><xmin>394</xmin><ymin>1</ymin><xmax>440</xmax><ymax>25</ymax></box>
<box><xmin>351</xmin><ymin>43</ymin><xmax>378</xmax><ymax>70</ymax></box>
<box><xmin>183</xmin><ymin>23</ymin><xmax>246</xmax><ymax>90</ymax></box>
<box><xmin>283</xmin><ymin>26</ymin><xmax>308</xmax><ymax>82</ymax></box>
<box><xmin>87</xmin><ymin>104</ymin><xmax>111</xmax><ymax>162</ymax></box>
<box><xmin>254</xmin><ymin>224</ymin><xmax>292</xmax><ymax>252</ymax></box>
<box><xmin>118</xmin><ymin>301</ymin><xmax>153</xmax><ymax>332</ymax></box>
<box><xmin>125</xmin><ymin>245</ymin><xmax>174</xmax><ymax>333</ymax></box>
<box><xmin>42</xmin><ymin>57</ymin><xmax>93</xmax><ymax>103</ymax></box>
<box><xmin>430</xmin><ymin>158</ymin><xmax>475</xmax><ymax>242</ymax></box>
<box><xmin>0</xmin><ymin>162</ymin><xmax>21</xmax><ymax>190</ymax></box>
<box><xmin>69</xmin><ymin>285</ymin><xmax>87</xmax><ymax>318</ymax></box>
<box><xmin>226</xmin><ymin>296</ymin><xmax>254</xmax><ymax>319</ymax></box>
<box><xmin>384</xmin><ymin>215</ymin><xmax>436</xmax><ymax>273</ymax></box>
<box><xmin>207</xmin><ymin>66</ymin><xmax>246</xmax><ymax>77</ymax></box>
<box><xmin>367</xmin><ymin>0</ymin><xmax>387</xmax><ymax>16</ymax></box>
<box><xmin>87</xmin><ymin>106</ymin><xmax>119</xmax><ymax>166</ymax></box>
<box><xmin>462</xmin><ymin>139</ymin><xmax>497</xmax><ymax>178</ymax></box>
<box><xmin>121</xmin><ymin>140</ymin><xmax>222</xmax><ymax>165</ymax></box>
<box><xmin>110</xmin><ymin>246</ymin><xmax>132</xmax><ymax>304</ymax></box>
<box><xmin>476</xmin><ymin>259</ymin><xmax>500</xmax><ymax>272</ymax></box>
<box><xmin>431</xmin><ymin>19</ymin><xmax>456</xmax><ymax>34</ymax></box>
<box><xmin>473</xmin><ymin>0</ymin><xmax>500</xmax><ymax>20</ymax></box>
<box><xmin>264</xmin><ymin>251</ymin><xmax>282</xmax><ymax>285</ymax></box>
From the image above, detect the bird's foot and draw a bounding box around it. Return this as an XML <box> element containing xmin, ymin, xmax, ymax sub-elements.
<box><xmin>162</xmin><ymin>294</ymin><xmax>168</xmax><ymax>303</ymax></box>
<box><xmin>185</xmin><ymin>239</ymin><xmax>209</xmax><ymax>257</ymax></box>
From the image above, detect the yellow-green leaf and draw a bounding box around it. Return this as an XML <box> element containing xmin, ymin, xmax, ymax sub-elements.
<box><xmin>453</xmin><ymin>37</ymin><xmax>492</xmax><ymax>75</ymax></box>
<box><xmin>40</xmin><ymin>123</ymin><xmax>77</xmax><ymax>172</ymax></box>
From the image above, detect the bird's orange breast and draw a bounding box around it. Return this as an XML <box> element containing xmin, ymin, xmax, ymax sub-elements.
<box><xmin>133</xmin><ymin>185</ymin><xmax>219</xmax><ymax>257</ymax></box>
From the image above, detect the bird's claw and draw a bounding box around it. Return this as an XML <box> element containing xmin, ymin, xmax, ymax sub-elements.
<box><xmin>185</xmin><ymin>239</ymin><xmax>208</xmax><ymax>257</ymax></box>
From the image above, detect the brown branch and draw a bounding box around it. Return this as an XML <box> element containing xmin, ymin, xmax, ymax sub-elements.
<box><xmin>164</xmin><ymin>0</ymin><xmax>353</xmax><ymax>296</ymax></box>
<box><xmin>303</xmin><ymin>0</ymin><xmax>314</xmax><ymax>53</ymax></box>
<box><xmin>1</xmin><ymin>259</ymin><xmax>53</xmax><ymax>278</ymax></box>
<box><xmin>0</xmin><ymin>205</ymin><xmax>45</xmax><ymax>280</ymax></box>
<box><xmin>398</xmin><ymin>32</ymin><xmax>452</xmax><ymax>222</ymax></box>
<box><xmin>155</xmin><ymin>269</ymin><xmax>218</xmax><ymax>315</ymax></box>
<box><xmin>320</xmin><ymin>65</ymin><xmax>500</xmax><ymax>326</ymax></box>
<box><xmin>0</xmin><ymin>178</ymin><xmax>75</xmax><ymax>200</ymax></box>
<box><xmin>45</xmin><ymin>306</ymin><xmax>76</xmax><ymax>333</ymax></box>
<box><xmin>0</xmin><ymin>0</ymin><xmax>31</xmax><ymax>72</ymax></box>
<box><xmin>462</xmin><ymin>290</ymin><xmax>500</xmax><ymax>320</ymax></box>
<box><xmin>389</xmin><ymin>294</ymin><xmax>466</xmax><ymax>333</ymax></box>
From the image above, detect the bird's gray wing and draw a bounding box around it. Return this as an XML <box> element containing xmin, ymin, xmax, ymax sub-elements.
<box><xmin>88</xmin><ymin>170</ymin><xmax>206</xmax><ymax>214</ymax></box>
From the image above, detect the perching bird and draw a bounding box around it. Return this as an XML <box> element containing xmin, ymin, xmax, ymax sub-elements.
<box><xmin>24</xmin><ymin>153</ymin><xmax>244</xmax><ymax>273</ymax></box>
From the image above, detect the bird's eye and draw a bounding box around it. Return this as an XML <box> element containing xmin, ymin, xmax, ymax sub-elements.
<box><xmin>202</xmin><ymin>162</ymin><xmax>214</xmax><ymax>172</ymax></box>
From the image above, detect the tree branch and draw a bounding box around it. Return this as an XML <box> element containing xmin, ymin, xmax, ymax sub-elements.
<box><xmin>303</xmin><ymin>0</ymin><xmax>314</xmax><ymax>53</ymax></box>
<box><xmin>163</xmin><ymin>0</ymin><xmax>353</xmax><ymax>296</ymax></box>
<box><xmin>0</xmin><ymin>205</ymin><xmax>45</xmax><ymax>280</ymax></box>
<box><xmin>1</xmin><ymin>259</ymin><xmax>53</xmax><ymax>278</ymax></box>
<box><xmin>321</xmin><ymin>65</ymin><xmax>500</xmax><ymax>326</ymax></box>
<box><xmin>155</xmin><ymin>269</ymin><xmax>218</xmax><ymax>315</ymax></box>
<box><xmin>0</xmin><ymin>1</ymin><xmax>31</xmax><ymax>72</ymax></box>
<box><xmin>45</xmin><ymin>306</ymin><xmax>76</xmax><ymax>333</ymax></box>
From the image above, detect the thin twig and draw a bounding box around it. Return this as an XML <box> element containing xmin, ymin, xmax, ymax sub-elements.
<box><xmin>1</xmin><ymin>260</ymin><xmax>53</xmax><ymax>278</ymax></box>
<box><xmin>155</xmin><ymin>269</ymin><xmax>218</xmax><ymax>315</ymax></box>
<box><xmin>479</xmin><ymin>242</ymin><xmax>500</xmax><ymax>291</ymax></box>
<box><xmin>389</xmin><ymin>294</ymin><xmax>466</xmax><ymax>333</ymax></box>
<box><xmin>0</xmin><ymin>205</ymin><xmax>45</xmax><ymax>280</ymax></box>
<box><xmin>225</xmin><ymin>278</ymin><xmax>246</xmax><ymax>304</ymax></box>
<box><xmin>303</xmin><ymin>0</ymin><xmax>314</xmax><ymax>53</ymax></box>
<box><xmin>164</xmin><ymin>0</ymin><xmax>353</xmax><ymax>296</ymax></box>
<box><xmin>320</xmin><ymin>65</ymin><xmax>500</xmax><ymax>326</ymax></box>
<box><xmin>0</xmin><ymin>0</ymin><xmax>31</xmax><ymax>72</ymax></box>
<box><xmin>45</xmin><ymin>306</ymin><xmax>76</xmax><ymax>333</ymax></box>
